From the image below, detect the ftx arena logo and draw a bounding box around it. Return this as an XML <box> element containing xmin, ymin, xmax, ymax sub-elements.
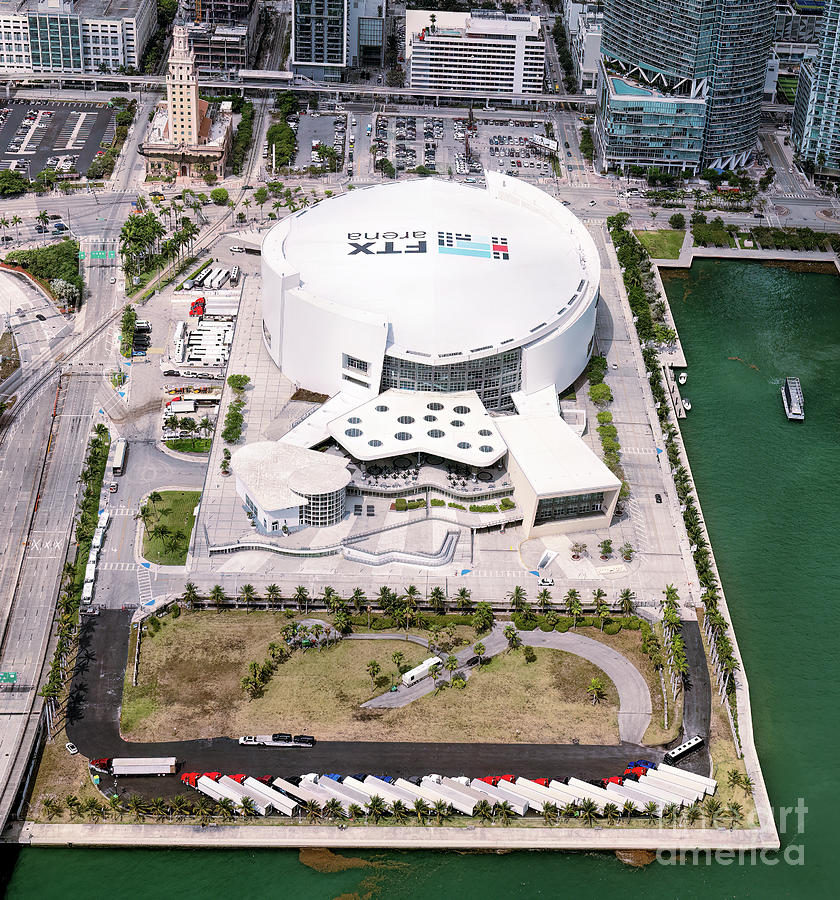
<box><xmin>346</xmin><ymin>231</ymin><xmax>509</xmax><ymax>260</ymax></box>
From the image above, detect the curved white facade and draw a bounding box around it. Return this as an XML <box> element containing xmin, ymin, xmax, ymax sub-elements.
<box><xmin>261</xmin><ymin>172</ymin><xmax>600</xmax><ymax>409</ymax></box>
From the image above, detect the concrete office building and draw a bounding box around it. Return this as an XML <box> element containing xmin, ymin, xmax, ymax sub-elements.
<box><xmin>233</xmin><ymin>174</ymin><xmax>618</xmax><ymax>540</ymax></box>
<box><xmin>793</xmin><ymin>0</ymin><xmax>840</xmax><ymax>179</ymax></box>
<box><xmin>406</xmin><ymin>10</ymin><xmax>545</xmax><ymax>95</ymax></box>
<box><xmin>180</xmin><ymin>0</ymin><xmax>260</xmax><ymax>76</ymax></box>
<box><xmin>572</xmin><ymin>9</ymin><xmax>602</xmax><ymax>91</ymax></box>
<box><xmin>0</xmin><ymin>0</ymin><xmax>155</xmax><ymax>74</ymax></box>
<box><xmin>597</xmin><ymin>0</ymin><xmax>775</xmax><ymax>171</ymax></box>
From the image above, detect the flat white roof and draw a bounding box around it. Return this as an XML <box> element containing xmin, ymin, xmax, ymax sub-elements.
<box><xmin>231</xmin><ymin>441</ymin><xmax>351</xmax><ymax>511</ymax></box>
<box><xmin>327</xmin><ymin>389</ymin><xmax>507</xmax><ymax>466</ymax></box>
<box><xmin>262</xmin><ymin>172</ymin><xmax>599</xmax><ymax>362</ymax></box>
<box><xmin>496</xmin><ymin>414</ymin><xmax>621</xmax><ymax>497</ymax></box>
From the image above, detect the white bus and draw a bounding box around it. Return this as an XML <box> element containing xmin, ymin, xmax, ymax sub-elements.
<box><xmin>111</xmin><ymin>439</ymin><xmax>127</xmax><ymax>476</ymax></box>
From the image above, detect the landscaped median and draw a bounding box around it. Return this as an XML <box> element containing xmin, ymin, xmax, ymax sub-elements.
<box><xmin>139</xmin><ymin>490</ymin><xmax>201</xmax><ymax>565</ymax></box>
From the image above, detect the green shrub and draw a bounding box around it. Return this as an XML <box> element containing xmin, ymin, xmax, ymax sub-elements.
<box><xmin>210</xmin><ymin>187</ymin><xmax>229</xmax><ymax>205</ymax></box>
<box><xmin>589</xmin><ymin>383</ymin><xmax>613</xmax><ymax>407</ymax></box>
<box><xmin>395</xmin><ymin>498</ymin><xmax>407</xmax><ymax>511</ymax></box>
<box><xmin>596</xmin><ymin>410</ymin><xmax>613</xmax><ymax>425</ymax></box>
<box><xmin>619</xmin><ymin>616</ymin><xmax>641</xmax><ymax>630</ymax></box>
<box><xmin>171</xmin><ymin>604</ymin><xmax>181</xmax><ymax>619</ymax></box>
<box><xmin>523</xmin><ymin>646</ymin><xmax>537</xmax><ymax>663</ymax></box>
<box><xmin>430</xmin><ymin>498</ymin><xmax>445</xmax><ymax>507</ymax></box>
<box><xmin>448</xmin><ymin>502</ymin><xmax>466</xmax><ymax>510</ymax></box>
<box><xmin>555</xmin><ymin>618</ymin><xmax>571</xmax><ymax>633</ymax></box>
<box><xmin>539</xmin><ymin>623</ymin><xmax>554</xmax><ymax>632</ymax></box>
<box><xmin>147</xmin><ymin>615</ymin><xmax>160</xmax><ymax>634</ymax></box>
<box><xmin>585</xmin><ymin>355</ymin><xmax>608</xmax><ymax>384</ymax></box>
<box><xmin>512</xmin><ymin>613</ymin><xmax>537</xmax><ymax>631</ymax></box>
<box><xmin>603</xmin><ymin>621</ymin><xmax>622</xmax><ymax>635</ymax></box>
<box><xmin>469</xmin><ymin>504</ymin><xmax>499</xmax><ymax>513</ymax></box>
<box><xmin>499</xmin><ymin>497</ymin><xmax>516</xmax><ymax>510</ymax></box>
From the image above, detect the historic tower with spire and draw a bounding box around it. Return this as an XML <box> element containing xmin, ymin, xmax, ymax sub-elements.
<box><xmin>166</xmin><ymin>23</ymin><xmax>201</xmax><ymax>147</ymax></box>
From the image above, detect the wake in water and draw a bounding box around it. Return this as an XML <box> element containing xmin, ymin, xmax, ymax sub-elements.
<box><xmin>727</xmin><ymin>356</ymin><xmax>760</xmax><ymax>371</ymax></box>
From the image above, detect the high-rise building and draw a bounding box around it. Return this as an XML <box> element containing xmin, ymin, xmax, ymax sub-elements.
<box><xmin>793</xmin><ymin>0</ymin><xmax>840</xmax><ymax>177</ymax></box>
<box><xmin>406</xmin><ymin>10</ymin><xmax>546</xmax><ymax>95</ymax></box>
<box><xmin>291</xmin><ymin>0</ymin><xmax>384</xmax><ymax>80</ymax></box>
<box><xmin>596</xmin><ymin>0</ymin><xmax>775</xmax><ymax>172</ymax></box>
<box><xmin>0</xmin><ymin>0</ymin><xmax>156</xmax><ymax>74</ymax></box>
<box><xmin>179</xmin><ymin>0</ymin><xmax>260</xmax><ymax>76</ymax></box>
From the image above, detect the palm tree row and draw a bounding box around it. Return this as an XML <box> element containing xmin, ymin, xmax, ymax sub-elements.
<box><xmin>119</xmin><ymin>209</ymin><xmax>199</xmax><ymax>280</ymax></box>
<box><xmin>661</xmin><ymin>584</ymin><xmax>688</xmax><ymax>699</ymax></box>
<box><xmin>44</xmin><ymin>792</ymin><xmax>745</xmax><ymax>828</ymax></box>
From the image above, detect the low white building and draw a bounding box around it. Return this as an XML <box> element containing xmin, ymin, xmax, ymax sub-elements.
<box><xmin>495</xmin><ymin>413</ymin><xmax>621</xmax><ymax>537</ymax></box>
<box><xmin>231</xmin><ymin>442</ymin><xmax>352</xmax><ymax>532</ymax></box>
<box><xmin>573</xmin><ymin>11</ymin><xmax>602</xmax><ymax>92</ymax></box>
<box><xmin>406</xmin><ymin>9</ymin><xmax>545</xmax><ymax>95</ymax></box>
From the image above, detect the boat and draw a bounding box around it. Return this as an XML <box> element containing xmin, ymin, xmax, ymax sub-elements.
<box><xmin>781</xmin><ymin>377</ymin><xmax>804</xmax><ymax>421</ymax></box>
<box><xmin>682</xmin><ymin>399</ymin><xmax>692</xmax><ymax>411</ymax></box>
<box><xmin>678</xmin><ymin>371</ymin><xmax>687</xmax><ymax>385</ymax></box>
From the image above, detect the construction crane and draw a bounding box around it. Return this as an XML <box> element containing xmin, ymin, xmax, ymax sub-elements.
<box><xmin>195</xmin><ymin>0</ymin><xmax>202</xmax><ymax>23</ymax></box>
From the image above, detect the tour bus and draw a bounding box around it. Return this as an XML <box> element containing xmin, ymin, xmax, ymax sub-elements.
<box><xmin>111</xmin><ymin>439</ymin><xmax>128</xmax><ymax>476</ymax></box>
<box><xmin>664</xmin><ymin>734</ymin><xmax>705</xmax><ymax>763</ymax></box>
<box><xmin>230</xmin><ymin>266</ymin><xmax>240</xmax><ymax>286</ymax></box>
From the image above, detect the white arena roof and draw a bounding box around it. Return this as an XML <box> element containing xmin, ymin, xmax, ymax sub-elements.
<box><xmin>262</xmin><ymin>172</ymin><xmax>598</xmax><ymax>361</ymax></box>
<box><xmin>327</xmin><ymin>389</ymin><xmax>507</xmax><ymax>465</ymax></box>
<box><xmin>231</xmin><ymin>442</ymin><xmax>351</xmax><ymax>511</ymax></box>
<box><xmin>495</xmin><ymin>414</ymin><xmax>621</xmax><ymax>497</ymax></box>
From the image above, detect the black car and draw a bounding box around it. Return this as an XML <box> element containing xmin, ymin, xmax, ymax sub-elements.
<box><xmin>294</xmin><ymin>734</ymin><xmax>316</xmax><ymax>746</ymax></box>
<box><xmin>163</xmin><ymin>369</ymin><xmax>179</xmax><ymax>377</ymax></box>
<box><xmin>655</xmin><ymin>493</ymin><xmax>663</xmax><ymax>503</ymax></box>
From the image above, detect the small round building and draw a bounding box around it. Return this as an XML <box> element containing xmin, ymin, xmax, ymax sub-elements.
<box><xmin>260</xmin><ymin>171</ymin><xmax>600</xmax><ymax>411</ymax></box>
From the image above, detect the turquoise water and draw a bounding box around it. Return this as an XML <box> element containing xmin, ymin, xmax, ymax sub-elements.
<box><xmin>3</xmin><ymin>259</ymin><xmax>837</xmax><ymax>897</ymax></box>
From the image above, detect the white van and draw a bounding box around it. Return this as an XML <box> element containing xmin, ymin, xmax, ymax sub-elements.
<box><xmin>91</xmin><ymin>528</ymin><xmax>105</xmax><ymax>550</ymax></box>
<box><xmin>82</xmin><ymin>582</ymin><xmax>94</xmax><ymax>605</ymax></box>
<box><xmin>84</xmin><ymin>563</ymin><xmax>97</xmax><ymax>585</ymax></box>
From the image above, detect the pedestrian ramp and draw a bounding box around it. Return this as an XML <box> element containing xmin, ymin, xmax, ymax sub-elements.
<box><xmin>136</xmin><ymin>566</ymin><xmax>153</xmax><ymax>605</ymax></box>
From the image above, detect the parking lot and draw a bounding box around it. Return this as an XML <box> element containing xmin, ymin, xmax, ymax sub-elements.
<box><xmin>0</xmin><ymin>98</ymin><xmax>115</xmax><ymax>179</ymax></box>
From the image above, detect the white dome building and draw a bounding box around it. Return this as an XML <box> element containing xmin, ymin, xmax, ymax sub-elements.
<box><xmin>261</xmin><ymin>171</ymin><xmax>600</xmax><ymax>411</ymax></box>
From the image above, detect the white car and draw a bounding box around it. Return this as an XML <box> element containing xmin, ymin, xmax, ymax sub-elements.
<box><xmin>230</xmin><ymin>246</ymin><xmax>245</xmax><ymax>253</ymax></box>
<box><xmin>538</xmin><ymin>577</ymin><xmax>555</xmax><ymax>587</ymax></box>
<box><xmin>65</xmin><ymin>742</ymin><xmax>78</xmax><ymax>755</ymax></box>
<box><xmin>238</xmin><ymin>733</ymin><xmax>293</xmax><ymax>747</ymax></box>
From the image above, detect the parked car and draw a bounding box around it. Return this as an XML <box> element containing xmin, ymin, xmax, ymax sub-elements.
<box><xmin>230</xmin><ymin>246</ymin><xmax>245</xmax><ymax>253</ymax></box>
<box><xmin>65</xmin><ymin>742</ymin><xmax>78</xmax><ymax>755</ymax></box>
<box><xmin>538</xmin><ymin>577</ymin><xmax>554</xmax><ymax>587</ymax></box>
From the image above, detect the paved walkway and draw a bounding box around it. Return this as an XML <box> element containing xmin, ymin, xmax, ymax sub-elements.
<box><xmin>361</xmin><ymin>624</ymin><xmax>652</xmax><ymax>744</ymax></box>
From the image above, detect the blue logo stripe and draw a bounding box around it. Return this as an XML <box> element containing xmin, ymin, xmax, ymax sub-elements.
<box><xmin>439</xmin><ymin>247</ymin><xmax>492</xmax><ymax>258</ymax></box>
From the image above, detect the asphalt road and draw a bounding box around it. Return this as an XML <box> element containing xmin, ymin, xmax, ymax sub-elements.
<box><xmin>66</xmin><ymin>610</ymin><xmax>659</xmax><ymax>798</ymax></box>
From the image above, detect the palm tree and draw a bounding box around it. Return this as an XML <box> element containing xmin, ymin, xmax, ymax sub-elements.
<box><xmin>621</xmin><ymin>799</ymin><xmax>637</xmax><ymax>819</ymax></box>
<box><xmin>348</xmin><ymin>803</ymin><xmax>365</xmax><ymax>821</ymax></box>
<box><xmin>150</xmin><ymin>797</ymin><xmax>169</xmax><ymax>821</ymax></box>
<box><xmin>432</xmin><ymin>799</ymin><xmax>451</xmax><ymax>825</ymax></box>
<box><xmin>366</xmin><ymin>795</ymin><xmax>387</xmax><ymax>823</ymax></box>
<box><xmin>536</xmin><ymin>588</ymin><xmax>553</xmax><ymax>612</ymax></box>
<box><xmin>561</xmin><ymin>802</ymin><xmax>578</xmax><ymax>822</ymax></box>
<box><xmin>444</xmin><ymin>655</ymin><xmax>458</xmax><ymax>679</ymax></box>
<box><xmin>493</xmin><ymin>801</ymin><xmax>513</xmax><ymax>825</ymax></box>
<box><xmin>239</xmin><ymin>583</ymin><xmax>257</xmax><ymax>610</ymax></box>
<box><xmin>181</xmin><ymin>581</ymin><xmax>200</xmax><ymax>608</ymax></box>
<box><xmin>662</xmin><ymin>802</ymin><xmax>679</xmax><ymax>825</ymax></box>
<box><xmin>42</xmin><ymin>797</ymin><xmax>63</xmax><ymax>820</ymax></box>
<box><xmin>366</xmin><ymin>659</ymin><xmax>381</xmax><ymax>686</ymax></box>
<box><xmin>392</xmin><ymin>650</ymin><xmax>405</xmax><ymax>673</ymax></box>
<box><xmin>593</xmin><ymin>589</ymin><xmax>610</xmax><ymax>629</ymax></box>
<box><xmin>564</xmin><ymin>588</ymin><xmax>582</xmax><ymax>627</ymax></box>
<box><xmin>503</xmin><ymin>624</ymin><xmax>521</xmax><ymax>650</ymax></box>
<box><xmin>413</xmin><ymin>797</ymin><xmax>430</xmax><ymax>823</ymax></box>
<box><xmin>194</xmin><ymin>796</ymin><xmax>214</xmax><ymax>823</ymax></box>
<box><xmin>570</xmin><ymin>541</ymin><xmax>587</xmax><ymax>559</ymax></box>
<box><xmin>170</xmin><ymin>794</ymin><xmax>192</xmax><ymax>820</ymax></box>
<box><xmin>506</xmin><ymin>585</ymin><xmax>527</xmax><ymax>612</ymax></box>
<box><xmin>37</xmin><ymin>209</ymin><xmax>50</xmax><ymax>229</ymax></box>
<box><xmin>643</xmin><ymin>801</ymin><xmax>659</xmax><ymax>822</ymax></box>
<box><xmin>578</xmin><ymin>798</ymin><xmax>598</xmax><ymax>827</ymax></box>
<box><xmin>322</xmin><ymin>798</ymin><xmax>344</xmax><ymax>820</ymax></box>
<box><xmin>541</xmin><ymin>801</ymin><xmax>558</xmax><ymax>825</ymax></box>
<box><xmin>11</xmin><ymin>214</ymin><xmax>22</xmax><ymax>238</ymax></box>
<box><xmin>293</xmin><ymin>584</ymin><xmax>310</xmax><ymax>614</ymax></box>
<box><xmin>301</xmin><ymin>799</ymin><xmax>321</xmax><ymax>822</ymax></box>
<box><xmin>455</xmin><ymin>586</ymin><xmax>473</xmax><ymax>612</ymax></box>
<box><xmin>148</xmin><ymin>490</ymin><xmax>163</xmax><ymax>513</ymax></box>
<box><xmin>618</xmin><ymin>588</ymin><xmax>636</xmax><ymax>616</ymax></box>
<box><xmin>428</xmin><ymin>585</ymin><xmax>447</xmax><ymax>615</ymax></box>
<box><xmin>208</xmin><ymin>584</ymin><xmax>227</xmax><ymax>607</ymax></box>
<box><xmin>126</xmin><ymin>794</ymin><xmax>148</xmax><ymax>820</ymax></box>
<box><xmin>473</xmin><ymin>641</ymin><xmax>485</xmax><ymax>665</ymax></box>
<box><xmin>390</xmin><ymin>799</ymin><xmax>409</xmax><ymax>824</ymax></box>
<box><xmin>473</xmin><ymin>800</ymin><xmax>493</xmax><ymax>824</ymax></box>
<box><xmin>350</xmin><ymin>587</ymin><xmax>367</xmax><ymax>614</ymax></box>
<box><xmin>83</xmin><ymin>798</ymin><xmax>104</xmax><ymax>822</ymax></box>
<box><xmin>239</xmin><ymin>797</ymin><xmax>257</xmax><ymax>817</ymax></box>
<box><xmin>214</xmin><ymin>798</ymin><xmax>235</xmax><ymax>820</ymax></box>
<box><xmin>684</xmin><ymin>803</ymin><xmax>702</xmax><ymax>827</ymax></box>
<box><xmin>265</xmin><ymin>583</ymin><xmax>282</xmax><ymax>609</ymax></box>
<box><xmin>401</xmin><ymin>584</ymin><xmax>421</xmax><ymax>609</ymax></box>
<box><xmin>603</xmin><ymin>802</ymin><xmax>620</xmax><ymax>826</ymax></box>
<box><xmin>587</xmin><ymin>676</ymin><xmax>606</xmax><ymax>704</ymax></box>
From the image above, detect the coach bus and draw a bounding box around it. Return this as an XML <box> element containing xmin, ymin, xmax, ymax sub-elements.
<box><xmin>111</xmin><ymin>438</ymin><xmax>128</xmax><ymax>476</ymax></box>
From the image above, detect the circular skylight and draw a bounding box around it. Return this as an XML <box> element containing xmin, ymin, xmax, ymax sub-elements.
<box><xmin>428</xmin><ymin>429</ymin><xmax>445</xmax><ymax>438</ymax></box>
<box><xmin>453</xmin><ymin>405</ymin><xmax>471</xmax><ymax>414</ymax></box>
<box><xmin>457</xmin><ymin>441</ymin><xmax>471</xmax><ymax>450</ymax></box>
<box><xmin>394</xmin><ymin>431</ymin><xmax>412</xmax><ymax>441</ymax></box>
<box><xmin>397</xmin><ymin>415</ymin><xmax>415</xmax><ymax>425</ymax></box>
<box><xmin>450</xmin><ymin>419</ymin><xmax>464</xmax><ymax>427</ymax></box>
<box><xmin>345</xmin><ymin>428</ymin><xmax>363</xmax><ymax>437</ymax></box>
<box><xmin>368</xmin><ymin>439</ymin><xmax>383</xmax><ymax>447</ymax></box>
<box><xmin>375</xmin><ymin>405</ymin><xmax>389</xmax><ymax>412</ymax></box>
<box><xmin>427</xmin><ymin>402</ymin><xmax>444</xmax><ymax>411</ymax></box>
<box><xmin>348</xmin><ymin>416</ymin><xmax>362</xmax><ymax>424</ymax></box>
<box><xmin>480</xmin><ymin>445</ymin><xmax>494</xmax><ymax>453</ymax></box>
<box><xmin>478</xmin><ymin>428</ymin><xmax>492</xmax><ymax>436</ymax></box>
<box><xmin>424</xmin><ymin>414</ymin><xmax>437</xmax><ymax>422</ymax></box>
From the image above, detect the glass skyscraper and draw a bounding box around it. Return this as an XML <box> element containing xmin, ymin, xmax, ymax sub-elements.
<box><xmin>792</xmin><ymin>0</ymin><xmax>840</xmax><ymax>177</ymax></box>
<box><xmin>597</xmin><ymin>0</ymin><xmax>774</xmax><ymax>171</ymax></box>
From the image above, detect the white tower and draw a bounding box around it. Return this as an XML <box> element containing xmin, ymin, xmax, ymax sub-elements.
<box><xmin>166</xmin><ymin>24</ymin><xmax>200</xmax><ymax>147</ymax></box>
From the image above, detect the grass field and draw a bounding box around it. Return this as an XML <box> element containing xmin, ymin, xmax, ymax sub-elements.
<box><xmin>0</xmin><ymin>331</ymin><xmax>20</xmax><ymax>382</ymax></box>
<box><xmin>634</xmin><ymin>229</ymin><xmax>685</xmax><ymax>259</ymax></box>
<box><xmin>164</xmin><ymin>438</ymin><xmax>211</xmax><ymax>453</ymax></box>
<box><xmin>141</xmin><ymin>490</ymin><xmax>201</xmax><ymax>565</ymax></box>
<box><xmin>123</xmin><ymin>610</ymin><xmax>620</xmax><ymax>744</ymax></box>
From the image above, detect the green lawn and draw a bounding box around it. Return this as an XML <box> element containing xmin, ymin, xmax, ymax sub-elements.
<box><xmin>141</xmin><ymin>490</ymin><xmax>201</xmax><ymax>565</ymax></box>
<box><xmin>165</xmin><ymin>437</ymin><xmax>211</xmax><ymax>453</ymax></box>
<box><xmin>634</xmin><ymin>229</ymin><xmax>685</xmax><ymax>259</ymax></box>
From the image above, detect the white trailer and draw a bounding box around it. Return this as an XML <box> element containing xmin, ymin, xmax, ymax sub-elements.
<box><xmin>556</xmin><ymin>778</ymin><xmax>609</xmax><ymax>814</ymax></box>
<box><xmin>111</xmin><ymin>757</ymin><xmax>177</xmax><ymax>776</ymax></box>
<box><xmin>438</xmin><ymin>776</ymin><xmax>497</xmax><ymax>811</ymax></box>
<box><xmin>606</xmin><ymin>782</ymin><xmax>664</xmax><ymax>816</ymax></box>
<box><xmin>169</xmin><ymin>400</ymin><xmax>197</xmax><ymax>415</ymax></box>
<box><xmin>242</xmin><ymin>777</ymin><xmax>299</xmax><ymax>816</ymax></box>
<box><xmin>546</xmin><ymin>779</ymin><xmax>587</xmax><ymax>809</ymax></box>
<box><xmin>393</xmin><ymin>778</ymin><xmax>460</xmax><ymax>812</ymax></box>
<box><xmin>91</xmin><ymin>528</ymin><xmax>105</xmax><ymax>549</ymax></box>
<box><xmin>81</xmin><ymin>582</ymin><xmax>94</xmax><ymax>605</ymax></box>
<box><xmin>621</xmin><ymin>777</ymin><xmax>685</xmax><ymax>808</ymax></box>
<box><xmin>363</xmin><ymin>776</ymin><xmax>421</xmax><ymax>810</ymax></box>
<box><xmin>402</xmin><ymin>656</ymin><xmax>443</xmax><ymax>686</ymax></box>
<box><xmin>272</xmin><ymin>777</ymin><xmax>332</xmax><ymax>808</ymax></box>
<box><xmin>216</xmin><ymin>776</ymin><xmax>270</xmax><ymax>815</ymax></box>
<box><xmin>97</xmin><ymin>510</ymin><xmax>110</xmax><ymax>531</ymax></box>
<box><xmin>656</xmin><ymin>762</ymin><xmax>717</xmax><ymax>794</ymax></box>
<box><xmin>309</xmin><ymin>776</ymin><xmax>370</xmax><ymax>813</ymax></box>
<box><xmin>84</xmin><ymin>563</ymin><xmax>96</xmax><ymax>585</ymax></box>
<box><xmin>642</xmin><ymin>770</ymin><xmax>704</xmax><ymax>803</ymax></box>
<box><xmin>516</xmin><ymin>776</ymin><xmax>580</xmax><ymax>812</ymax></box>
<box><xmin>469</xmin><ymin>779</ymin><xmax>529</xmax><ymax>816</ymax></box>
<box><xmin>87</xmin><ymin>547</ymin><xmax>99</xmax><ymax>567</ymax></box>
<box><xmin>503</xmin><ymin>779</ymin><xmax>560</xmax><ymax>811</ymax></box>
<box><xmin>565</xmin><ymin>777</ymin><xmax>618</xmax><ymax>809</ymax></box>
<box><xmin>419</xmin><ymin>777</ymin><xmax>475</xmax><ymax>815</ymax></box>
<box><xmin>196</xmin><ymin>775</ymin><xmax>247</xmax><ymax>807</ymax></box>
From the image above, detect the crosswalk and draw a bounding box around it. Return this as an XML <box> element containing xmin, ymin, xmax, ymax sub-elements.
<box><xmin>626</xmin><ymin>497</ymin><xmax>651</xmax><ymax>553</ymax></box>
<box><xmin>621</xmin><ymin>446</ymin><xmax>658</xmax><ymax>456</ymax></box>
<box><xmin>136</xmin><ymin>566</ymin><xmax>153</xmax><ymax>605</ymax></box>
<box><xmin>99</xmin><ymin>561</ymin><xmax>136</xmax><ymax>571</ymax></box>
<box><xmin>109</xmin><ymin>507</ymin><xmax>138</xmax><ymax>517</ymax></box>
